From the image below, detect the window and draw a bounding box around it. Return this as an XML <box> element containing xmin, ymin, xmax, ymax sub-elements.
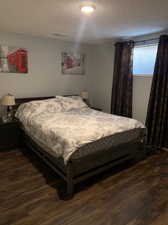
<box><xmin>133</xmin><ymin>44</ymin><xmax>158</xmax><ymax>76</ymax></box>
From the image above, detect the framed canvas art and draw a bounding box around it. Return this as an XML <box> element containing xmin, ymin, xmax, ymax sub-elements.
<box><xmin>62</xmin><ymin>52</ymin><xmax>85</xmax><ymax>75</ymax></box>
<box><xmin>0</xmin><ymin>45</ymin><xmax>28</xmax><ymax>73</ymax></box>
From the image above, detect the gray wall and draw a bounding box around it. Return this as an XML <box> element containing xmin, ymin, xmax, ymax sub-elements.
<box><xmin>87</xmin><ymin>43</ymin><xmax>115</xmax><ymax>113</ymax></box>
<box><xmin>133</xmin><ymin>76</ymin><xmax>152</xmax><ymax>123</ymax></box>
<box><xmin>0</xmin><ymin>32</ymin><xmax>92</xmax><ymax>99</ymax></box>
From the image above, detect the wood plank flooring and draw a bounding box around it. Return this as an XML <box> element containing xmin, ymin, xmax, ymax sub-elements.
<box><xmin>0</xmin><ymin>148</ymin><xmax>168</xmax><ymax>225</ymax></box>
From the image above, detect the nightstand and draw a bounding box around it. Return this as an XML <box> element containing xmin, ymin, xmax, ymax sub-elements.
<box><xmin>91</xmin><ymin>107</ymin><xmax>102</xmax><ymax>111</ymax></box>
<box><xmin>0</xmin><ymin>119</ymin><xmax>21</xmax><ymax>151</ymax></box>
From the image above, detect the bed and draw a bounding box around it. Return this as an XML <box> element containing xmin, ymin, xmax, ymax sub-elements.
<box><xmin>15</xmin><ymin>96</ymin><xmax>147</xmax><ymax>199</ymax></box>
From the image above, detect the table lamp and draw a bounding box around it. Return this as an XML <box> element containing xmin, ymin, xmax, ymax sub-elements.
<box><xmin>80</xmin><ymin>91</ymin><xmax>89</xmax><ymax>105</ymax></box>
<box><xmin>1</xmin><ymin>94</ymin><xmax>15</xmax><ymax>122</ymax></box>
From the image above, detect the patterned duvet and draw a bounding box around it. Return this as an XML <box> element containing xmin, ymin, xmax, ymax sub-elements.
<box><xmin>16</xmin><ymin>97</ymin><xmax>145</xmax><ymax>164</ymax></box>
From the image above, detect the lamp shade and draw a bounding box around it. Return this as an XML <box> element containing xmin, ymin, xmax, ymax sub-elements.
<box><xmin>1</xmin><ymin>94</ymin><xmax>15</xmax><ymax>106</ymax></box>
<box><xmin>80</xmin><ymin>91</ymin><xmax>89</xmax><ymax>100</ymax></box>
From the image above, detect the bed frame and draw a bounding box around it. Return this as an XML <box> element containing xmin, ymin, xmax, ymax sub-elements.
<box><xmin>15</xmin><ymin>96</ymin><xmax>147</xmax><ymax>199</ymax></box>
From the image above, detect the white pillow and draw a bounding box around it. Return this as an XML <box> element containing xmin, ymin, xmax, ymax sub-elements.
<box><xmin>67</xmin><ymin>95</ymin><xmax>83</xmax><ymax>101</ymax></box>
<box><xmin>16</xmin><ymin>98</ymin><xmax>64</xmax><ymax>119</ymax></box>
<box><xmin>55</xmin><ymin>95</ymin><xmax>88</xmax><ymax>111</ymax></box>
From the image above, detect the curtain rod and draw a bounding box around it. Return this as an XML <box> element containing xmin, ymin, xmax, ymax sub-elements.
<box><xmin>134</xmin><ymin>37</ymin><xmax>159</xmax><ymax>44</ymax></box>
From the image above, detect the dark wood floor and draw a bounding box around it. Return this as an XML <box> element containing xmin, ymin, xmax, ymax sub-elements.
<box><xmin>0</xmin><ymin>149</ymin><xmax>168</xmax><ymax>225</ymax></box>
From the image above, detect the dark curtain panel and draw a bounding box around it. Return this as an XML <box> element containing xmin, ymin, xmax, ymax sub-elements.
<box><xmin>146</xmin><ymin>35</ymin><xmax>168</xmax><ymax>148</ymax></box>
<box><xmin>111</xmin><ymin>41</ymin><xmax>134</xmax><ymax>117</ymax></box>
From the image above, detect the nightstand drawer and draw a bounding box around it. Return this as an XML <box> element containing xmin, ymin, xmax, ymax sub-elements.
<box><xmin>0</xmin><ymin>122</ymin><xmax>21</xmax><ymax>150</ymax></box>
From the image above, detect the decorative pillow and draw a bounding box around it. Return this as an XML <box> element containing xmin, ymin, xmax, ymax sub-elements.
<box><xmin>55</xmin><ymin>95</ymin><xmax>83</xmax><ymax>101</ymax></box>
<box><xmin>67</xmin><ymin>95</ymin><xmax>83</xmax><ymax>101</ymax></box>
<box><xmin>16</xmin><ymin>98</ymin><xmax>65</xmax><ymax>120</ymax></box>
<box><xmin>55</xmin><ymin>95</ymin><xmax>88</xmax><ymax>111</ymax></box>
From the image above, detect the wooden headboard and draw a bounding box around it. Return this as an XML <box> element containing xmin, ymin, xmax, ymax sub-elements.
<box><xmin>14</xmin><ymin>95</ymin><xmax>78</xmax><ymax>111</ymax></box>
<box><xmin>14</xmin><ymin>96</ymin><xmax>55</xmax><ymax>110</ymax></box>
<box><xmin>16</xmin><ymin>96</ymin><xmax>54</xmax><ymax>105</ymax></box>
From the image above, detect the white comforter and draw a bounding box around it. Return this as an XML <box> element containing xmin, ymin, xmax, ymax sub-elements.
<box><xmin>16</xmin><ymin>98</ymin><xmax>145</xmax><ymax>163</ymax></box>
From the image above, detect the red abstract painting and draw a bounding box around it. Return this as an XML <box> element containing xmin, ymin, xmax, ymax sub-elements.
<box><xmin>0</xmin><ymin>46</ymin><xmax>28</xmax><ymax>73</ymax></box>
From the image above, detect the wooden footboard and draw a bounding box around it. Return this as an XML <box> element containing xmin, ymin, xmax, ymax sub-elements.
<box><xmin>21</xmin><ymin>128</ymin><xmax>146</xmax><ymax>199</ymax></box>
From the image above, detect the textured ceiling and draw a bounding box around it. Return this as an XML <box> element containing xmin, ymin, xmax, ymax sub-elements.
<box><xmin>0</xmin><ymin>0</ymin><xmax>168</xmax><ymax>43</ymax></box>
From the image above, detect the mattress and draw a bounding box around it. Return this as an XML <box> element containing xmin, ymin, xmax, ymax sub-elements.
<box><xmin>16</xmin><ymin>97</ymin><xmax>146</xmax><ymax>164</ymax></box>
<box><xmin>24</xmin><ymin>127</ymin><xmax>146</xmax><ymax>161</ymax></box>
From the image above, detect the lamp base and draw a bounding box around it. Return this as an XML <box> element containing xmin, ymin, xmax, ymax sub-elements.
<box><xmin>83</xmin><ymin>99</ymin><xmax>90</xmax><ymax>106</ymax></box>
<box><xmin>2</xmin><ymin>106</ymin><xmax>13</xmax><ymax>123</ymax></box>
